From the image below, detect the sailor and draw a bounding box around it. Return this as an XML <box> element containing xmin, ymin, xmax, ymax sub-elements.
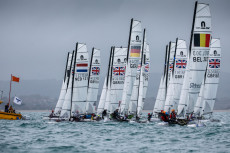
<box><xmin>49</xmin><ymin>109</ymin><xmax>54</xmax><ymax>118</ymax></box>
<box><xmin>161</xmin><ymin>111</ymin><xmax>169</xmax><ymax>122</ymax></box>
<box><xmin>147</xmin><ymin>113</ymin><xmax>152</xmax><ymax>121</ymax></box>
<box><xmin>170</xmin><ymin>109</ymin><xmax>176</xmax><ymax>121</ymax></box>
<box><xmin>102</xmin><ymin>109</ymin><xmax>107</xmax><ymax>119</ymax></box>
<box><xmin>9</xmin><ymin>105</ymin><xmax>13</xmax><ymax>113</ymax></box>
<box><xmin>5</xmin><ymin>103</ymin><xmax>9</xmax><ymax>112</ymax></box>
<box><xmin>113</xmin><ymin>109</ymin><xmax>119</xmax><ymax>119</ymax></box>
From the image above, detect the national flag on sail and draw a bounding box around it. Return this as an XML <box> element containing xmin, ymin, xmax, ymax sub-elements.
<box><xmin>194</xmin><ymin>33</ymin><xmax>211</xmax><ymax>47</ymax></box>
<box><xmin>137</xmin><ymin>64</ymin><xmax>141</xmax><ymax>72</ymax></box>
<box><xmin>209</xmin><ymin>59</ymin><xmax>220</xmax><ymax>68</ymax></box>
<box><xmin>169</xmin><ymin>63</ymin><xmax>174</xmax><ymax>72</ymax></box>
<box><xmin>11</xmin><ymin>75</ymin><xmax>20</xmax><ymax>82</ymax></box>
<box><xmin>176</xmin><ymin>59</ymin><xmax>187</xmax><ymax>69</ymax></box>
<box><xmin>130</xmin><ymin>45</ymin><xmax>141</xmax><ymax>57</ymax></box>
<box><xmin>13</xmin><ymin>96</ymin><xmax>22</xmax><ymax>105</ymax></box>
<box><xmin>91</xmin><ymin>67</ymin><xmax>100</xmax><ymax>75</ymax></box>
<box><xmin>113</xmin><ymin>67</ymin><xmax>125</xmax><ymax>75</ymax></box>
<box><xmin>76</xmin><ymin>63</ymin><xmax>88</xmax><ymax>73</ymax></box>
<box><xmin>145</xmin><ymin>63</ymin><xmax>149</xmax><ymax>72</ymax></box>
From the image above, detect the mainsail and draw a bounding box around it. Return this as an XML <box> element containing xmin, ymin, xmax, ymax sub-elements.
<box><xmin>60</xmin><ymin>50</ymin><xmax>76</xmax><ymax>119</ymax></box>
<box><xmin>103</xmin><ymin>47</ymin><xmax>115</xmax><ymax>114</ymax></box>
<box><xmin>97</xmin><ymin>47</ymin><xmax>113</xmax><ymax>115</ymax></box>
<box><xmin>119</xmin><ymin>19</ymin><xmax>142</xmax><ymax>115</ymax></box>
<box><xmin>164</xmin><ymin>39</ymin><xmax>188</xmax><ymax>112</ymax></box>
<box><xmin>71</xmin><ymin>43</ymin><xmax>89</xmax><ymax>116</ymax></box>
<box><xmin>85</xmin><ymin>48</ymin><xmax>100</xmax><ymax>114</ymax></box>
<box><xmin>194</xmin><ymin>38</ymin><xmax>221</xmax><ymax>116</ymax></box>
<box><xmin>153</xmin><ymin>45</ymin><xmax>168</xmax><ymax>113</ymax></box>
<box><xmin>178</xmin><ymin>2</ymin><xmax>212</xmax><ymax>117</ymax></box>
<box><xmin>110</xmin><ymin>47</ymin><xmax>127</xmax><ymax>113</ymax></box>
<box><xmin>54</xmin><ymin>52</ymin><xmax>73</xmax><ymax>116</ymax></box>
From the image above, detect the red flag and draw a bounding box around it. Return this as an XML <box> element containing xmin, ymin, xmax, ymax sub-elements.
<box><xmin>12</xmin><ymin>76</ymin><xmax>20</xmax><ymax>82</ymax></box>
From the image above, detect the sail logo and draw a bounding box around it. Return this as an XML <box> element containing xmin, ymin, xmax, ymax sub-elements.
<box><xmin>194</xmin><ymin>33</ymin><xmax>211</xmax><ymax>47</ymax></box>
<box><xmin>190</xmin><ymin>83</ymin><xmax>201</xmax><ymax>89</ymax></box>
<box><xmin>145</xmin><ymin>63</ymin><xmax>149</xmax><ymax>72</ymax></box>
<box><xmin>113</xmin><ymin>67</ymin><xmax>125</xmax><ymax>75</ymax></box>
<box><xmin>76</xmin><ymin>63</ymin><xmax>88</xmax><ymax>73</ymax></box>
<box><xmin>91</xmin><ymin>67</ymin><xmax>100</xmax><ymax>75</ymax></box>
<box><xmin>176</xmin><ymin>59</ymin><xmax>187</xmax><ymax>69</ymax></box>
<box><xmin>209</xmin><ymin>59</ymin><xmax>220</xmax><ymax>68</ymax></box>
<box><xmin>130</xmin><ymin>45</ymin><xmax>141</xmax><ymax>57</ymax></box>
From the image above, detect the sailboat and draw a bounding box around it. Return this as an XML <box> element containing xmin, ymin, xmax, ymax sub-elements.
<box><xmin>194</xmin><ymin>38</ymin><xmax>221</xmax><ymax>118</ymax></box>
<box><xmin>164</xmin><ymin>39</ymin><xmax>188</xmax><ymax>113</ymax></box>
<box><xmin>0</xmin><ymin>75</ymin><xmax>22</xmax><ymax>120</ymax></box>
<box><xmin>119</xmin><ymin>18</ymin><xmax>142</xmax><ymax>116</ymax></box>
<box><xmin>97</xmin><ymin>47</ymin><xmax>114</xmax><ymax>116</ymax></box>
<box><xmin>177</xmin><ymin>2</ymin><xmax>212</xmax><ymax>120</ymax></box>
<box><xmin>52</xmin><ymin>52</ymin><xmax>73</xmax><ymax>118</ymax></box>
<box><xmin>85</xmin><ymin>48</ymin><xmax>101</xmax><ymax>115</ymax></box>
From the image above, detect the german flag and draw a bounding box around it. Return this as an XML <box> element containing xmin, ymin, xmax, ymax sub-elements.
<box><xmin>194</xmin><ymin>34</ymin><xmax>211</xmax><ymax>47</ymax></box>
<box><xmin>130</xmin><ymin>45</ymin><xmax>141</xmax><ymax>57</ymax></box>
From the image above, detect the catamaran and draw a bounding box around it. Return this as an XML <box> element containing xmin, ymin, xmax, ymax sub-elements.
<box><xmin>193</xmin><ymin>38</ymin><xmax>221</xmax><ymax>118</ymax></box>
<box><xmin>177</xmin><ymin>2</ymin><xmax>212</xmax><ymax>121</ymax></box>
<box><xmin>119</xmin><ymin>18</ymin><xmax>143</xmax><ymax>116</ymax></box>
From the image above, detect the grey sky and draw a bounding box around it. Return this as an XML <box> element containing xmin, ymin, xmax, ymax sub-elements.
<box><xmin>0</xmin><ymin>0</ymin><xmax>229</xmax><ymax>81</ymax></box>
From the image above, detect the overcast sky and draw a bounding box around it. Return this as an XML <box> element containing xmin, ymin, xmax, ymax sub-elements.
<box><xmin>0</xmin><ymin>0</ymin><xmax>229</xmax><ymax>81</ymax></box>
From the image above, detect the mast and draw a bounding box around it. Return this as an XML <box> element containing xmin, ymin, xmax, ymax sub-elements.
<box><xmin>189</xmin><ymin>1</ymin><xmax>198</xmax><ymax>57</ymax></box>
<box><xmin>70</xmin><ymin>43</ymin><xmax>78</xmax><ymax>118</ymax></box>
<box><xmin>136</xmin><ymin>29</ymin><xmax>146</xmax><ymax>118</ymax></box>
<box><xmin>63</xmin><ymin>52</ymin><xmax>70</xmax><ymax>83</ymax></box>
<box><xmin>8</xmin><ymin>74</ymin><xmax>12</xmax><ymax>105</ymax></box>
<box><xmin>67</xmin><ymin>50</ymin><xmax>75</xmax><ymax>89</ymax></box>
<box><xmin>87</xmin><ymin>48</ymin><xmax>94</xmax><ymax>92</ymax></box>
<box><xmin>126</xmin><ymin>18</ymin><xmax>133</xmax><ymax>62</ymax></box>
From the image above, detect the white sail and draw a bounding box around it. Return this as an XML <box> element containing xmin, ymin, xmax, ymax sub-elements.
<box><xmin>197</xmin><ymin>39</ymin><xmax>221</xmax><ymax>116</ymax></box>
<box><xmin>97</xmin><ymin>76</ymin><xmax>107</xmax><ymax>115</ymax></box>
<box><xmin>142</xmin><ymin>43</ymin><xmax>150</xmax><ymax>103</ymax></box>
<box><xmin>172</xmin><ymin>40</ymin><xmax>188</xmax><ymax>111</ymax></box>
<box><xmin>137</xmin><ymin>60</ymin><xmax>145</xmax><ymax>117</ymax></box>
<box><xmin>153</xmin><ymin>76</ymin><xmax>163</xmax><ymax>113</ymax></box>
<box><xmin>186</xmin><ymin>2</ymin><xmax>212</xmax><ymax>114</ymax></box>
<box><xmin>60</xmin><ymin>51</ymin><xmax>76</xmax><ymax>119</ymax></box>
<box><xmin>71</xmin><ymin>43</ymin><xmax>89</xmax><ymax>115</ymax></box>
<box><xmin>153</xmin><ymin>45</ymin><xmax>169</xmax><ymax>114</ymax></box>
<box><xmin>85</xmin><ymin>48</ymin><xmax>100</xmax><ymax>114</ymax></box>
<box><xmin>103</xmin><ymin>47</ymin><xmax>114</xmax><ymax>114</ymax></box>
<box><xmin>167</xmin><ymin>42</ymin><xmax>176</xmax><ymax>83</ymax></box>
<box><xmin>54</xmin><ymin>52</ymin><xmax>73</xmax><ymax>116</ymax></box>
<box><xmin>193</xmin><ymin>79</ymin><xmax>205</xmax><ymax>116</ymax></box>
<box><xmin>164</xmin><ymin>39</ymin><xmax>188</xmax><ymax>112</ymax></box>
<box><xmin>110</xmin><ymin>47</ymin><xmax>127</xmax><ymax>113</ymax></box>
<box><xmin>119</xmin><ymin>19</ymin><xmax>142</xmax><ymax>115</ymax></box>
<box><xmin>158</xmin><ymin>76</ymin><xmax>167</xmax><ymax>111</ymax></box>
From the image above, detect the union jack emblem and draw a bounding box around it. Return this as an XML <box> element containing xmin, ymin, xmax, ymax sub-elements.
<box><xmin>92</xmin><ymin>67</ymin><xmax>100</xmax><ymax>75</ymax></box>
<box><xmin>176</xmin><ymin>59</ymin><xmax>187</xmax><ymax>69</ymax></box>
<box><xmin>145</xmin><ymin>63</ymin><xmax>149</xmax><ymax>72</ymax></box>
<box><xmin>137</xmin><ymin>63</ymin><xmax>141</xmax><ymax>72</ymax></box>
<box><xmin>209</xmin><ymin>59</ymin><xmax>220</xmax><ymax>68</ymax></box>
<box><xmin>113</xmin><ymin>67</ymin><xmax>125</xmax><ymax>75</ymax></box>
<box><xmin>169</xmin><ymin>63</ymin><xmax>174</xmax><ymax>72</ymax></box>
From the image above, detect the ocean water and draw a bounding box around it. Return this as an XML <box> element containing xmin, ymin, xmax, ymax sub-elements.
<box><xmin>0</xmin><ymin>112</ymin><xmax>230</xmax><ymax>153</ymax></box>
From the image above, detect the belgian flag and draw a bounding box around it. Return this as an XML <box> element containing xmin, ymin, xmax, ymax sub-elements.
<box><xmin>194</xmin><ymin>33</ymin><xmax>211</xmax><ymax>47</ymax></box>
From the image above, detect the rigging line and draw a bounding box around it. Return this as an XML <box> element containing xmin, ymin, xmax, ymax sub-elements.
<box><xmin>210</xmin><ymin>39</ymin><xmax>218</xmax><ymax>46</ymax></box>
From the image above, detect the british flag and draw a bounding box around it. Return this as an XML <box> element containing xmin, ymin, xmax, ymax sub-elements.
<box><xmin>209</xmin><ymin>59</ymin><xmax>220</xmax><ymax>68</ymax></box>
<box><xmin>92</xmin><ymin>67</ymin><xmax>100</xmax><ymax>75</ymax></box>
<box><xmin>137</xmin><ymin>63</ymin><xmax>141</xmax><ymax>72</ymax></box>
<box><xmin>145</xmin><ymin>63</ymin><xmax>149</xmax><ymax>72</ymax></box>
<box><xmin>113</xmin><ymin>67</ymin><xmax>125</xmax><ymax>75</ymax></box>
<box><xmin>176</xmin><ymin>59</ymin><xmax>187</xmax><ymax>69</ymax></box>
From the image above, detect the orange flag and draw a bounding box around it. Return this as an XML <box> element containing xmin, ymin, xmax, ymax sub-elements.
<box><xmin>12</xmin><ymin>76</ymin><xmax>20</xmax><ymax>82</ymax></box>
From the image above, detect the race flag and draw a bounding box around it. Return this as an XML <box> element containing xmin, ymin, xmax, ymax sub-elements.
<box><xmin>194</xmin><ymin>33</ymin><xmax>211</xmax><ymax>47</ymax></box>
<box><xmin>130</xmin><ymin>45</ymin><xmax>141</xmax><ymax>57</ymax></box>
<box><xmin>13</xmin><ymin>96</ymin><xmax>22</xmax><ymax>105</ymax></box>
<box><xmin>12</xmin><ymin>75</ymin><xmax>20</xmax><ymax>82</ymax></box>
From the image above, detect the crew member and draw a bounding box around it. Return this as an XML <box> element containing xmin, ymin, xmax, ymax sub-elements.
<box><xmin>170</xmin><ymin>109</ymin><xmax>176</xmax><ymax>121</ymax></box>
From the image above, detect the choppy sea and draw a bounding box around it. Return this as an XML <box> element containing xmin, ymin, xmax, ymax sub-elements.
<box><xmin>0</xmin><ymin>112</ymin><xmax>230</xmax><ymax>153</ymax></box>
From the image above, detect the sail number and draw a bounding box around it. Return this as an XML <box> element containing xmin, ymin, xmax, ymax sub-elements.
<box><xmin>193</xmin><ymin>57</ymin><xmax>208</xmax><ymax>62</ymax></box>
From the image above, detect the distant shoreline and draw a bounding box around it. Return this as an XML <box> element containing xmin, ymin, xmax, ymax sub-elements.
<box><xmin>1</xmin><ymin>109</ymin><xmax>229</xmax><ymax>113</ymax></box>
